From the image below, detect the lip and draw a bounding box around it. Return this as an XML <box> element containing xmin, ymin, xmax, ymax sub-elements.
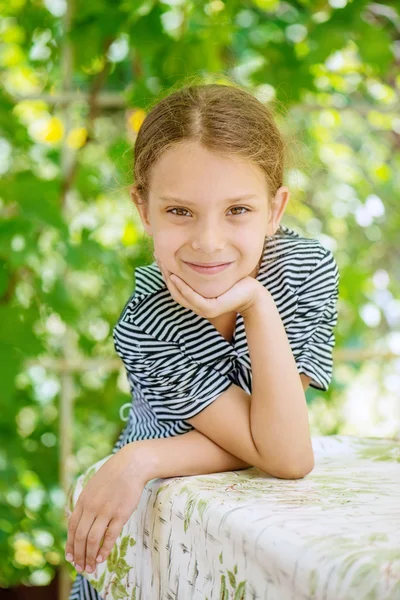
<box><xmin>184</xmin><ymin>261</ymin><xmax>232</xmax><ymax>274</ymax></box>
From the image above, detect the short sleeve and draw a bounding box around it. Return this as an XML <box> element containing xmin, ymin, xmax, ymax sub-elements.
<box><xmin>288</xmin><ymin>249</ymin><xmax>339</xmax><ymax>391</ymax></box>
<box><xmin>113</xmin><ymin>320</ymin><xmax>233</xmax><ymax>421</ymax></box>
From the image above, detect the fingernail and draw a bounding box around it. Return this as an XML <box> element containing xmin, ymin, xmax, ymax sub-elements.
<box><xmin>96</xmin><ymin>555</ymin><xmax>102</xmax><ymax>563</ymax></box>
<box><xmin>75</xmin><ymin>564</ymin><xmax>83</xmax><ymax>572</ymax></box>
<box><xmin>66</xmin><ymin>553</ymin><xmax>73</xmax><ymax>562</ymax></box>
<box><xmin>85</xmin><ymin>565</ymin><xmax>93</xmax><ymax>573</ymax></box>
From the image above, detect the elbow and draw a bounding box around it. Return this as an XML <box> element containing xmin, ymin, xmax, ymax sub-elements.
<box><xmin>276</xmin><ymin>460</ymin><xmax>315</xmax><ymax>480</ymax></box>
<box><xmin>261</xmin><ymin>454</ymin><xmax>315</xmax><ymax>480</ymax></box>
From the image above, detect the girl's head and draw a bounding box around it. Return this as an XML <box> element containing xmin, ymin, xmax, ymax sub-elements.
<box><xmin>130</xmin><ymin>83</ymin><xmax>290</xmax><ymax>298</ymax></box>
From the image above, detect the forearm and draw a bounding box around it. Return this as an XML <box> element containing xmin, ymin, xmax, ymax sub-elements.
<box><xmin>124</xmin><ymin>429</ymin><xmax>252</xmax><ymax>483</ymax></box>
<box><xmin>242</xmin><ymin>288</ymin><xmax>314</xmax><ymax>475</ymax></box>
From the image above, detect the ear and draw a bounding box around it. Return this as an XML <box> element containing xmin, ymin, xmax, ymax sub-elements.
<box><xmin>266</xmin><ymin>186</ymin><xmax>290</xmax><ymax>236</ymax></box>
<box><xmin>130</xmin><ymin>184</ymin><xmax>153</xmax><ymax>237</ymax></box>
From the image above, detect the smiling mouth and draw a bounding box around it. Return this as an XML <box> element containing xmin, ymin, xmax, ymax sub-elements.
<box><xmin>185</xmin><ymin>261</ymin><xmax>231</xmax><ymax>267</ymax></box>
<box><xmin>184</xmin><ymin>262</ymin><xmax>233</xmax><ymax>275</ymax></box>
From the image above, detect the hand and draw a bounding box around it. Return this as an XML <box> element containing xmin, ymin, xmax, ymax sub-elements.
<box><xmin>153</xmin><ymin>253</ymin><xmax>267</xmax><ymax>319</ymax></box>
<box><xmin>65</xmin><ymin>445</ymin><xmax>146</xmax><ymax>575</ymax></box>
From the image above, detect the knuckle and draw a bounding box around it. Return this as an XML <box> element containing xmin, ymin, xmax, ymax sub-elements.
<box><xmin>83</xmin><ymin>504</ymin><xmax>96</xmax><ymax>516</ymax></box>
<box><xmin>75</xmin><ymin>532</ymin><xmax>86</xmax><ymax>542</ymax></box>
<box><xmin>115</xmin><ymin>508</ymin><xmax>127</xmax><ymax>520</ymax></box>
<box><xmin>87</xmin><ymin>533</ymin><xmax>98</xmax><ymax>543</ymax></box>
<box><xmin>103</xmin><ymin>530</ymin><xmax>114</xmax><ymax>542</ymax></box>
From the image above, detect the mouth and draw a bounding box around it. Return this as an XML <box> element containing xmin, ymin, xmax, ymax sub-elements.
<box><xmin>183</xmin><ymin>261</ymin><xmax>233</xmax><ymax>275</ymax></box>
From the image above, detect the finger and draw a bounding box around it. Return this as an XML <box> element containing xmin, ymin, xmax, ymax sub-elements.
<box><xmin>95</xmin><ymin>518</ymin><xmax>124</xmax><ymax>564</ymax></box>
<box><xmin>169</xmin><ymin>275</ymin><xmax>212</xmax><ymax>315</ymax></box>
<box><xmin>84</xmin><ymin>515</ymin><xmax>110</xmax><ymax>573</ymax></box>
<box><xmin>157</xmin><ymin>262</ymin><xmax>209</xmax><ymax>315</ymax></box>
<box><xmin>73</xmin><ymin>510</ymin><xmax>96</xmax><ymax>573</ymax></box>
<box><xmin>65</xmin><ymin>504</ymin><xmax>83</xmax><ymax>563</ymax></box>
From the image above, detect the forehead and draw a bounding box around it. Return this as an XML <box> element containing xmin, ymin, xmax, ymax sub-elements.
<box><xmin>149</xmin><ymin>142</ymin><xmax>268</xmax><ymax>203</ymax></box>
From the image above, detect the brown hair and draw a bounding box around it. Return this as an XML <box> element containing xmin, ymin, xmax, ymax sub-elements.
<box><xmin>132</xmin><ymin>81</ymin><xmax>288</xmax><ymax>210</ymax></box>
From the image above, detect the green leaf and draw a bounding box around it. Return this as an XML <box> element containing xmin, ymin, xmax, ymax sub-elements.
<box><xmin>219</xmin><ymin>574</ymin><xmax>227</xmax><ymax>600</ymax></box>
<box><xmin>107</xmin><ymin>544</ymin><xmax>119</xmax><ymax>572</ymax></box>
<box><xmin>228</xmin><ymin>570</ymin><xmax>236</xmax><ymax>589</ymax></box>
<box><xmin>234</xmin><ymin>581</ymin><xmax>247</xmax><ymax>600</ymax></box>
<box><xmin>120</xmin><ymin>534</ymin><xmax>129</xmax><ymax>557</ymax></box>
<box><xmin>110</xmin><ymin>579</ymin><xmax>128</xmax><ymax>600</ymax></box>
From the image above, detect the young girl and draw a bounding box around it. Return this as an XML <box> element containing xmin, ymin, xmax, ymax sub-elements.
<box><xmin>66</xmin><ymin>83</ymin><xmax>339</xmax><ymax>599</ymax></box>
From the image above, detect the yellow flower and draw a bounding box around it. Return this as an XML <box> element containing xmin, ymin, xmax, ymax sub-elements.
<box><xmin>121</xmin><ymin>222</ymin><xmax>138</xmax><ymax>246</ymax></box>
<box><xmin>41</xmin><ymin>117</ymin><xmax>64</xmax><ymax>143</ymax></box>
<box><xmin>13</xmin><ymin>539</ymin><xmax>44</xmax><ymax>567</ymax></box>
<box><xmin>128</xmin><ymin>109</ymin><xmax>146</xmax><ymax>133</ymax></box>
<box><xmin>66</xmin><ymin>127</ymin><xmax>88</xmax><ymax>149</ymax></box>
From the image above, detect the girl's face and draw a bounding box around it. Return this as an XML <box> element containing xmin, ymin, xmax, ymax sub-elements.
<box><xmin>133</xmin><ymin>141</ymin><xmax>289</xmax><ymax>298</ymax></box>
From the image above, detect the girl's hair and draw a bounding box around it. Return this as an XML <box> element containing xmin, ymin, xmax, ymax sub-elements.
<box><xmin>132</xmin><ymin>82</ymin><xmax>289</xmax><ymax>209</ymax></box>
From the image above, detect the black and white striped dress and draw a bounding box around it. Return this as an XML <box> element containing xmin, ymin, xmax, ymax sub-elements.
<box><xmin>69</xmin><ymin>224</ymin><xmax>340</xmax><ymax>599</ymax></box>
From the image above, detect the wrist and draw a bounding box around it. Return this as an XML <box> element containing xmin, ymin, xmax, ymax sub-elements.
<box><xmin>121</xmin><ymin>442</ymin><xmax>159</xmax><ymax>485</ymax></box>
<box><xmin>240</xmin><ymin>284</ymin><xmax>272</xmax><ymax>319</ymax></box>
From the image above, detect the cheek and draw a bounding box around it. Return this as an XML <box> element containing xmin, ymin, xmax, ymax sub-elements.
<box><xmin>153</xmin><ymin>235</ymin><xmax>180</xmax><ymax>266</ymax></box>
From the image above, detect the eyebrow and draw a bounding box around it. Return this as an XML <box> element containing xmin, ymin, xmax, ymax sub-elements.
<box><xmin>159</xmin><ymin>194</ymin><xmax>259</xmax><ymax>206</ymax></box>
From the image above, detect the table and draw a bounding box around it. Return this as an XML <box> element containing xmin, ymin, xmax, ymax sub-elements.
<box><xmin>66</xmin><ymin>435</ymin><xmax>400</xmax><ymax>599</ymax></box>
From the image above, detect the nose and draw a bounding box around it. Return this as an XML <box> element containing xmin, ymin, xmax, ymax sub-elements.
<box><xmin>191</xmin><ymin>220</ymin><xmax>225</xmax><ymax>253</ymax></box>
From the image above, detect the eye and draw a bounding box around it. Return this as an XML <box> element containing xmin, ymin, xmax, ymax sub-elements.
<box><xmin>166</xmin><ymin>206</ymin><xmax>251</xmax><ymax>217</ymax></box>
<box><xmin>167</xmin><ymin>207</ymin><xmax>191</xmax><ymax>217</ymax></box>
<box><xmin>228</xmin><ymin>206</ymin><xmax>250</xmax><ymax>216</ymax></box>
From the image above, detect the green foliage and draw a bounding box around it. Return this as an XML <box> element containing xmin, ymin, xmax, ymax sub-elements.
<box><xmin>0</xmin><ymin>0</ymin><xmax>399</xmax><ymax>590</ymax></box>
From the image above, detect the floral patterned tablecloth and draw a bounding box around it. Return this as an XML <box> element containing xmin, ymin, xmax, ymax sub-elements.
<box><xmin>66</xmin><ymin>435</ymin><xmax>400</xmax><ymax>600</ymax></box>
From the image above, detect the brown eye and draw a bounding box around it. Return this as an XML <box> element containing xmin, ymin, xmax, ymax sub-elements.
<box><xmin>167</xmin><ymin>208</ymin><xmax>190</xmax><ymax>217</ymax></box>
<box><xmin>229</xmin><ymin>206</ymin><xmax>250</xmax><ymax>216</ymax></box>
<box><xmin>166</xmin><ymin>206</ymin><xmax>251</xmax><ymax>217</ymax></box>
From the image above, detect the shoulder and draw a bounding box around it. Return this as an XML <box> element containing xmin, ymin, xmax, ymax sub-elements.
<box><xmin>259</xmin><ymin>224</ymin><xmax>339</xmax><ymax>295</ymax></box>
<box><xmin>116</xmin><ymin>261</ymin><xmax>167</xmax><ymax>320</ymax></box>
<box><xmin>113</xmin><ymin>261</ymin><xmax>185</xmax><ymax>349</ymax></box>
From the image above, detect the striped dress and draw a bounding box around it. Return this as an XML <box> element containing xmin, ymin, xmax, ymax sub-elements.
<box><xmin>68</xmin><ymin>224</ymin><xmax>340</xmax><ymax>599</ymax></box>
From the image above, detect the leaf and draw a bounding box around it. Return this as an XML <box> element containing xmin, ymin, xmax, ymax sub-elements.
<box><xmin>227</xmin><ymin>570</ymin><xmax>236</xmax><ymax>589</ymax></box>
<box><xmin>107</xmin><ymin>544</ymin><xmax>119</xmax><ymax>572</ymax></box>
<box><xmin>234</xmin><ymin>581</ymin><xmax>247</xmax><ymax>600</ymax></box>
<box><xmin>120</xmin><ymin>534</ymin><xmax>129</xmax><ymax>558</ymax></box>
<box><xmin>110</xmin><ymin>580</ymin><xmax>128</xmax><ymax>600</ymax></box>
<box><xmin>115</xmin><ymin>556</ymin><xmax>131</xmax><ymax>580</ymax></box>
<box><xmin>219</xmin><ymin>574</ymin><xmax>227</xmax><ymax>600</ymax></box>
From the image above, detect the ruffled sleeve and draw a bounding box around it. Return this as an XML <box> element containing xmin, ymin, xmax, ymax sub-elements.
<box><xmin>288</xmin><ymin>249</ymin><xmax>340</xmax><ymax>391</ymax></box>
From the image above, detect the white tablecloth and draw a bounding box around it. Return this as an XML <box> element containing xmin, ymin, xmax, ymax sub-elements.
<box><xmin>66</xmin><ymin>435</ymin><xmax>400</xmax><ymax>599</ymax></box>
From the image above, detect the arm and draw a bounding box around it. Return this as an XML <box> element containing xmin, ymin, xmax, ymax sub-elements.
<box><xmin>124</xmin><ymin>374</ymin><xmax>312</xmax><ymax>483</ymax></box>
<box><xmin>126</xmin><ymin>428</ymin><xmax>252</xmax><ymax>483</ymax></box>
<box><xmin>244</xmin><ymin>288</ymin><xmax>315</xmax><ymax>475</ymax></box>
<box><xmin>185</xmin><ymin>288</ymin><xmax>314</xmax><ymax>479</ymax></box>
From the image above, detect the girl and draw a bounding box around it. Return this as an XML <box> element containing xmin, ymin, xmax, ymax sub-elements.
<box><xmin>66</xmin><ymin>83</ymin><xmax>339</xmax><ymax>599</ymax></box>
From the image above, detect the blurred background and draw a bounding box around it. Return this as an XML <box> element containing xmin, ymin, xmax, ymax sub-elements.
<box><xmin>0</xmin><ymin>0</ymin><xmax>399</xmax><ymax>597</ymax></box>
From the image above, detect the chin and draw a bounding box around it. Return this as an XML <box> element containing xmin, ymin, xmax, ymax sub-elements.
<box><xmin>189</xmin><ymin>278</ymin><xmax>233</xmax><ymax>298</ymax></box>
